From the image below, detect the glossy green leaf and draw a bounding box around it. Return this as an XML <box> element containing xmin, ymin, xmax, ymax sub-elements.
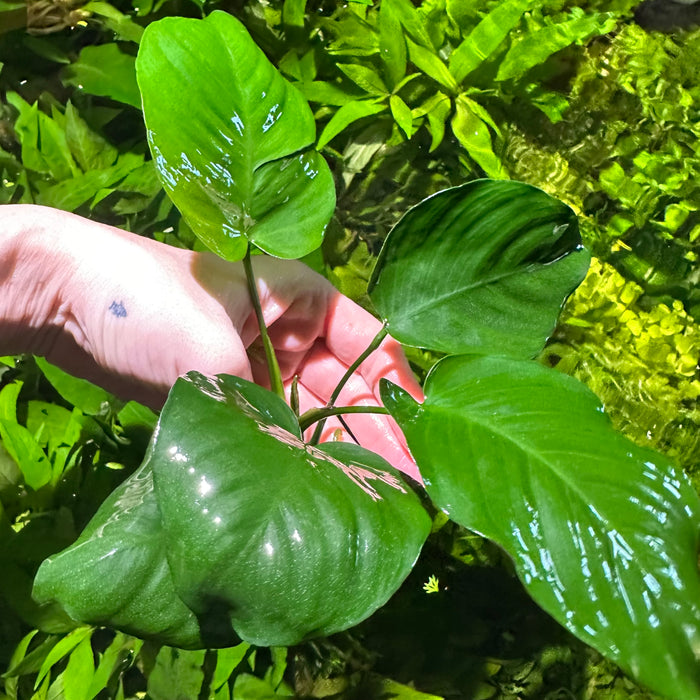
<box><xmin>369</xmin><ymin>180</ymin><xmax>590</xmax><ymax>358</ymax></box>
<box><xmin>382</xmin><ymin>355</ymin><xmax>700</xmax><ymax>700</ymax></box>
<box><xmin>34</xmin><ymin>373</ymin><xmax>428</xmax><ymax>649</ymax></box>
<box><xmin>449</xmin><ymin>0</ymin><xmax>534</xmax><ymax>84</ymax></box>
<box><xmin>451</xmin><ymin>95</ymin><xmax>505</xmax><ymax>178</ymax></box>
<box><xmin>33</xmin><ymin>464</ymin><xmax>209</xmax><ymax>650</ymax></box>
<box><xmin>496</xmin><ymin>13</ymin><xmax>618</xmax><ymax>82</ymax></box>
<box><xmin>151</xmin><ymin>372</ymin><xmax>430</xmax><ymax>646</ymax></box>
<box><xmin>317</xmin><ymin>99</ymin><xmax>388</xmax><ymax>150</ymax></box>
<box><xmin>137</xmin><ymin>11</ymin><xmax>335</xmax><ymax>260</ymax></box>
<box><xmin>62</xmin><ymin>45</ymin><xmax>140</xmax><ymax>108</ymax></box>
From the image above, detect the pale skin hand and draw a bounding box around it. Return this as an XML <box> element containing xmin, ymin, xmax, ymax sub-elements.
<box><xmin>0</xmin><ymin>205</ymin><xmax>423</xmax><ymax>481</ymax></box>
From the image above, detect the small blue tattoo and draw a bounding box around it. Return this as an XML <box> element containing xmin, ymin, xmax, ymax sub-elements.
<box><xmin>109</xmin><ymin>301</ymin><xmax>127</xmax><ymax>318</ymax></box>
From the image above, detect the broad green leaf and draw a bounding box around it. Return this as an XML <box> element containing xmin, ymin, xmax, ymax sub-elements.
<box><xmin>451</xmin><ymin>95</ymin><xmax>505</xmax><ymax>178</ymax></box>
<box><xmin>64</xmin><ymin>102</ymin><xmax>118</xmax><ymax>172</ymax></box>
<box><xmin>382</xmin><ymin>355</ymin><xmax>700</xmax><ymax>700</ymax></box>
<box><xmin>390</xmin><ymin>94</ymin><xmax>414</xmax><ymax>138</ymax></box>
<box><xmin>152</xmin><ymin>373</ymin><xmax>430</xmax><ymax>646</ymax></box>
<box><xmin>496</xmin><ymin>13</ymin><xmax>618</xmax><ymax>82</ymax></box>
<box><xmin>368</xmin><ymin>180</ymin><xmax>590</xmax><ymax>358</ymax></box>
<box><xmin>406</xmin><ymin>38</ymin><xmax>458</xmax><ymax>93</ymax></box>
<box><xmin>337</xmin><ymin>63</ymin><xmax>388</xmax><ymax>95</ymax></box>
<box><xmin>35</xmin><ymin>357</ymin><xmax>116</xmax><ymax>416</ymax></box>
<box><xmin>34</xmin><ymin>373</ymin><xmax>429</xmax><ymax>649</ymax></box>
<box><xmin>33</xmin><ymin>464</ymin><xmax>210</xmax><ymax>650</ymax></box>
<box><xmin>137</xmin><ymin>12</ymin><xmax>335</xmax><ymax>260</ymax></box>
<box><xmin>317</xmin><ymin>99</ymin><xmax>388</xmax><ymax>150</ymax></box>
<box><xmin>449</xmin><ymin>0</ymin><xmax>534</xmax><ymax>84</ymax></box>
<box><xmin>63</xmin><ymin>45</ymin><xmax>140</xmax><ymax>108</ymax></box>
<box><xmin>379</xmin><ymin>0</ymin><xmax>407</xmax><ymax>89</ymax></box>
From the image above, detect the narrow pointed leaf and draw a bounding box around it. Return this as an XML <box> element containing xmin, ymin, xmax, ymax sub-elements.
<box><xmin>449</xmin><ymin>0</ymin><xmax>534</xmax><ymax>84</ymax></box>
<box><xmin>136</xmin><ymin>11</ymin><xmax>334</xmax><ymax>260</ymax></box>
<box><xmin>151</xmin><ymin>372</ymin><xmax>430</xmax><ymax>646</ymax></box>
<box><xmin>317</xmin><ymin>99</ymin><xmax>388</xmax><ymax>150</ymax></box>
<box><xmin>369</xmin><ymin>180</ymin><xmax>590</xmax><ymax>358</ymax></box>
<box><xmin>496</xmin><ymin>13</ymin><xmax>618</xmax><ymax>82</ymax></box>
<box><xmin>451</xmin><ymin>95</ymin><xmax>505</xmax><ymax>178</ymax></box>
<box><xmin>382</xmin><ymin>356</ymin><xmax>700</xmax><ymax>700</ymax></box>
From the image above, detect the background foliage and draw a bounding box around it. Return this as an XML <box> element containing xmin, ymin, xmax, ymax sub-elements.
<box><xmin>0</xmin><ymin>0</ymin><xmax>699</xmax><ymax>697</ymax></box>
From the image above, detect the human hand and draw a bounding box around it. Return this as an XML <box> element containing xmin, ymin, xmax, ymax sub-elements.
<box><xmin>0</xmin><ymin>205</ymin><xmax>423</xmax><ymax>480</ymax></box>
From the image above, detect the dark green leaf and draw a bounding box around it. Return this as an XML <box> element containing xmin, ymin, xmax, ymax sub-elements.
<box><xmin>382</xmin><ymin>355</ymin><xmax>700</xmax><ymax>700</ymax></box>
<box><xmin>451</xmin><ymin>94</ymin><xmax>505</xmax><ymax>178</ymax></box>
<box><xmin>82</xmin><ymin>1</ymin><xmax>144</xmax><ymax>43</ymax></box>
<box><xmin>63</xmin><ymin>45</ymin><xmax>140</xmax><ymax>108</ymax></box>
<box><xmin>152</xmin><ymin>373</ymin><xmax>429</xmax><ymax>646</ymax></box>
<box><xmin>449</xmin><ymin>0</ymin><xmax>534</xmax><ymax>84</ymax></box>
<box><xmin>317</xmin><ymin>99</ymin><xmax>388</xmax><ymax>150</ymax></box>
<box><xmin>137</xmin><ymin>11</ymin><xmax>335</xmax><ymax>260</ymax></box>
<box><xmin>33</xmin><ymin>464</ymin><xmax>208</xmax><ymax>649</ymax></box>
<box><xmin>368</xmin><ymin>180</ymin><xmax>590</xmax><ymax>358</ymax></box>
<box><xmin>496</xmin><ymin>13</ymin><xmax>618</xmax><ymax>82</ymax></box>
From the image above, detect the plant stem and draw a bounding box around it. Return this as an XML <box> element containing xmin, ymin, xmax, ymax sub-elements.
<box><xmin>299</xmin><ymin>405</ymin><xmax>389</xmax><ymax>433</ymax></box>
<box><xmin>243</xmin><ymin>247</ymin><xmax>285</xmax><ymax>400</ymax></box>
<box><xmin>309</xmin><ymin>324</ymin><xmax>389</xmax><ymax>444</ymax></box>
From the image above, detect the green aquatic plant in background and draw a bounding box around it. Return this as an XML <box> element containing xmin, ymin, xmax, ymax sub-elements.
<box><xmin>0</xmin><ymin>1</ymin><xmax>699</xmax><ymax>699</ymax></box>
